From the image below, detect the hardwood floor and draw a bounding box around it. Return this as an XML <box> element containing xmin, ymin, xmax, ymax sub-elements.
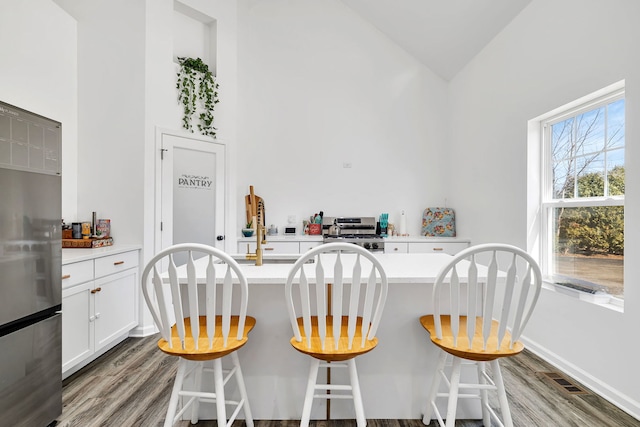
<box><xmin>57</xmin><ymin>335</ymin><xmax>639</xmax><ymax>427</ymax></box>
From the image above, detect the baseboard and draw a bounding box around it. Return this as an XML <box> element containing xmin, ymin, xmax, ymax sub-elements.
<box><xmin>521</xmin><ymin>336</ymin><xmax>640</xmax><ymax>421</ymax></box>
<box><xmin>129</xmin><ymin>323</ymin><xmax>158</xmax><ymax>338</ymax></box>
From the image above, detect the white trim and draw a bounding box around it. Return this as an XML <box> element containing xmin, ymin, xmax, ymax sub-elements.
<box><xmin>534</xmin><ymin>82</ymin><xmax>625</xmax><ymax>298</ymax></box>
<box><xmin>153</xmin><ymin>126</ymin><xmax>229</xmax><ymax>255</ymax></box>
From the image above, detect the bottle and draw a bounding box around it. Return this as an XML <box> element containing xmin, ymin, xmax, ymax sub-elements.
<box><xmin>399</xmin><ymin>210</ymin><xmax>407</xmax><ymax>236</ymax></box>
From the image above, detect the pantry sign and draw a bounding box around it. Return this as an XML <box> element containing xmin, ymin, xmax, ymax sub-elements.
<box><xmin>178</xmin><ymin>174</ymin><xmax>213</xmax><ymax>190</ymax></box>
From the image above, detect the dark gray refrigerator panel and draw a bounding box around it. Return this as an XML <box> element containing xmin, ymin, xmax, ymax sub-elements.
<box><xmin>0</xmin><ymin>167</ymin><xmax>61</xmax><ymax>326</ymax></box>
<box><xmin>0</xmin><ymin>314</ymin><xmax>62</xmax><ymax>427</ymax></box>
<box><xmin>0</xmin><ymin>100</ymin><xmax>62</xmax><ymax>426</ymax></box>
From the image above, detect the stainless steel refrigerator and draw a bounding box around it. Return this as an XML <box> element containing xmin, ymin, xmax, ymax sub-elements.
<box><xmin>0</xmin><ymin>101</ymin><xmax>62</xmax><ymax>427</ymax></box>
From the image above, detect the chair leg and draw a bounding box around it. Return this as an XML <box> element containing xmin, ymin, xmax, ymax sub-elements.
<box><xmin>491</xmin><ymin>359</ymin><xmax>513</xmax><ymax>427</ymax></box>
<box><xmin>300</xmin><ymin>358</ymin><xmax>320</xmax><ymax>427</ymax></box>
<box><xmin>348</xmin><ymin>358</ymin><xmax>366</xmax><ymax>427</ymax></box>
<box><xmin>191</xmin><ymin>361</ymin><xmax>204</xmax><ymax>424</ymax></box>
<box><xmin>422</xmin><ymin>351</ymin><xmax>447</xmax><ymax>425</ymax></box>
<box><xmin>445</xmin><ymin>357</ymin><xmax>462</xmax><ymax>427</ymax></box>
<box><xmin>213</xmin><ymin>358</ymin><xmax>227</xmax><ymax>427</ymax></box>
<box><xmin>231</xmin><ymin>352</ymin><xmax>254</xmax><ymax>427</ymax></box>
<box><xmin>165</xmin><ymin>358</ymin><xmax>188</xmax><ymax>427</ymax></box>
<box><xmin>477</xmin><ymin>361</ymin><xmax>491</xmax><ymax>427</ymax></box>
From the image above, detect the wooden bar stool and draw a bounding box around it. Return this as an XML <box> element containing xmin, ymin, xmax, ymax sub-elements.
<box><xmin>284</xmin><ymin>243</ymin><xmax>388</xmax><ymax>427</ymax></box>
<box><xmin>141</xmin><ymin>243</ymin><xmax>255</xmax><ymax>427</ymax></box>
<box><xmin>420</xmin><ymin>243</ymin><xmax>542</xmax><ymax>427</ymax></box>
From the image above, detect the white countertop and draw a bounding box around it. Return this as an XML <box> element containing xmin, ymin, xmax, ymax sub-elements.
<box><xmin>177</xmin><ymin>252</ymin><xmax>464</xmax><ymax>285</ymax></box>
<box><xmin>237</xmin><ymin>235</ymin><xmax>469</xmax><ymax>243</ymax></box>
<box><xmin>62</xmin><ymin>244</ymin><xmax>142</xmax><ymax>264</ymax></box>
<box><xmin>237</xmin><ymin>235</ymin><xmax>323</xmax><ymax>242</ymax></box>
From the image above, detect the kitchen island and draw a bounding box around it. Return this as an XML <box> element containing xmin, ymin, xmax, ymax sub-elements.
<box><xmin>171</xmin><ymin>252</ymin><xmax>483</xmax><ymax>421</ymax></box>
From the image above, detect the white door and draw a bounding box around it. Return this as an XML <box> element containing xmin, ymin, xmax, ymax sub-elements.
<box><xmin>159</xmin><ymin>132</ymin><xmax>225</xmax><ymax>254</ymax></box>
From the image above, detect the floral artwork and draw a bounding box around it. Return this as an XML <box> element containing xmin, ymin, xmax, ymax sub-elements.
<box><xmin>422</xmin><ymin>207</ymin><xmax>456</xmax><ymax>237</ymax></box>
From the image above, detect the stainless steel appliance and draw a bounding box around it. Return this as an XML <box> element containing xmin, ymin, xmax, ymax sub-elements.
<box><xmin>322</xmin><ymin>216</ymin><xmax>385</xmax><ymax>252</ymax></box>
<box><xmin>0</xmin><ymin>101</ymin><xmax>62</xmax><ymax>427</ymax></box>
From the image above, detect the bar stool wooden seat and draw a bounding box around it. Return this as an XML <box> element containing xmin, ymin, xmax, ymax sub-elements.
<box><xmin>420</xmin><ymin>243</ymin><xmax>542</xmax><ymax>427</ymax></box>
<box><xmin>141</xmin><ymin>243</ymin><xmax>255</xmax><ymax>427</ymax></box>
<box><xmin>285</xmin><ymin>243</ymin><xmax>388</xmax><ymax>427</ymax></box>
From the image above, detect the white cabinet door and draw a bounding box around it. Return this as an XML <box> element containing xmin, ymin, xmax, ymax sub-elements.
<box><xmin>62</xmin><ymin>249</ymin><xmax>140</xmax><ymax>377</ymax></box>
<box><xmin>299</xmin><ymin>241</ymin><xmax>322</xmax><ymax>253</ymax></box>
<box><xmin>385</xmin><ymin>242</ymin><xmax>408</xmax><ymax>253</ymax></box>
<box><xmin>61</xmin><ymin>282</ymin><xmax>94</xmax><ymax>372</ymax></box>
<box><xmin>408</xmin><ymin>242</ymin><xmax>469</xmax><ymax>255</ymax></box>
<box><xmin>94</xmin><ymin>269</ymin><xmax>138</xmax><ymax>350</ymax></box>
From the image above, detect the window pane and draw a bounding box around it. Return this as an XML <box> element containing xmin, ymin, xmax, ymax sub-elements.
<box><xmin>607</xmin><ymin>149</ymin><xmax>625</xmax><ymax>196</ymax></box>
<box><xmin>551</xmin><ymin>118</ymin><xmax>574</xmax><ymax>162</ymax></box>
<box><xmin>552</xmin><ymin>206</ymin><xmax>624</xmax><ymax>297</ymax></box>
<box><xmin>553</xmin><ymin>158</ymin><xmax>573</xmax><ymax>198</ymax></box>
<box><xmin>576</xmin><ymin>106</ymin><xmax>605</xmax><ymax>155</ymax></box>
<box><xmin>576</xmin><ymin>153</ymin><xmax>604</xmax><ymax>197</ymax></box>
<box><xmin>607</xmin><ymin>99</ymin><xmax>625</xmax><ymax>149</ymax></box>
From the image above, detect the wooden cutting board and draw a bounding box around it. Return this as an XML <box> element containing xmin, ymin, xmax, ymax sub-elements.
<box><xmin>245</xmin><ymin>186</ymin><xmax>265</xmax><ymax>227</ymax></box>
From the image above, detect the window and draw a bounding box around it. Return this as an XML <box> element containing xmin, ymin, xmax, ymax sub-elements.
<box><xmin>541</xmin><ymin>86</ymin><xmax>625</xmax><ymax>299</ymax></box>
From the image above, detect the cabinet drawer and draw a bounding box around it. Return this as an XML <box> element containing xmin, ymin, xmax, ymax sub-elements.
<box><xmin>299</xmin><ymin>241</ymin><xmax>322</xmax><ymax>253</ymax></box>
<box><xmin>240</xmin><ymin>241</ymin><xmax>299</xmax><ymax>254</ymax></box>
<box><xmin>408</xmin><ymin>242</ymin><xmax>469</xmax><ymax>255</ymax></box>
<box><xmin>94</xmin><ymin>251</ymin><xmax>139</xmax><ymax>278</ymax></box>
<box><xmin>385</xmin><ymin>242</ymin><xmax>408</xmax><ymax>253</ymax></box>
<box><xmin>61</xmin><ymin>260</ymin><xmax>93</xmax><ymax>289</ymax></box>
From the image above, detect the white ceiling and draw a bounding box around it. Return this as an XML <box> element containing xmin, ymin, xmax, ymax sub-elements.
<box><xmin>340</xmin><ymin>0</ymin><xmax>532</xmax><ymax>81</ymax></box>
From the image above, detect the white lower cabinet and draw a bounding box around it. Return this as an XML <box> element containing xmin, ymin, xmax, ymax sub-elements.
<box><xmin>61</xmin><ymin>249</ymin><xmax>139</xmax><ymax>377</ymax></box>
<box><xmin>238</xmin><ymin>240</ymin><xmax>318</xmax><ymax>254</ymax></box>
<box><xmin>299</xmin><ymin>241</ymin><xmax>322</xmax><ymax>253</ymax></box>
<box><xmin>61</xmin><ymin>281</ymin><xmax>93</xmax><ymax>372</ymax></box>
<box><xmin>408</xmin><ymin>242</ymin><xmax>469</xmax><ymax>255</ymax></box>
<box><xmin>94</xmin><ymin>269</ymin><xmax>138</xmax><ymax>349</ymax></box>
<box><xmin>385</xmin><ymin>242</ymin><xmax>409</xmax><ymax>253</ymax></box>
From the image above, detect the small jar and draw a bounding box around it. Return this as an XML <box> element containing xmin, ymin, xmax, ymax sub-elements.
<box><xmin>72</xmin><ymin>222</ymin><xmax>82</xmax><ymax>239</ymax></box>
<box><xmin>81</xmin><ymin>222</ymin><xmax>91</xmax><ymax>239</ymax></box>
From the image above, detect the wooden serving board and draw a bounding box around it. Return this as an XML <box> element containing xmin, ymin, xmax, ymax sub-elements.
<box><xmin>62</xmin><ymin>237</ymin><xmax>114</xmax><ymax>248</ymax></box>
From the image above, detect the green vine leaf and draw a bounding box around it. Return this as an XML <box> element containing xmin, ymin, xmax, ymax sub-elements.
<box><xmin>176</xmin><ymin>57</ymin><xmax>219</xmax><ymax>137</ymax></box>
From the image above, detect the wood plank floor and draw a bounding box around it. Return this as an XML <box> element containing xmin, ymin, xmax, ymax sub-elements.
<box><xmin>57</xmin><ymin>335</ymin><xmax>639</xmax><ymax>427</ymax></box>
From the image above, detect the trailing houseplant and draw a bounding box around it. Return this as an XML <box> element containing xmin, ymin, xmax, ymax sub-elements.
<box><xmin>176</xmin><ymin>56</ymin><xmax>219</xmax><ymax>137</ymax></box>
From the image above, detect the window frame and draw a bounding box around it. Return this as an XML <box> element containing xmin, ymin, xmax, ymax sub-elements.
<box><xmin>540</xmin><ymin>87</ymin><xmax>625</xmax><ymax>291</ymax></box>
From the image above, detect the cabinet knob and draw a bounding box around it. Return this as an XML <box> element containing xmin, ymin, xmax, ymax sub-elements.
<box><xmin>433</xmin><ymin>247</ymin><xmax>444</xmax><ymax>251</ymax></box>
<box><xmin>393</xmin><ymin>247</ymin><xmax>398</xmax><ymax>251</ymax></box>
<box><xmin>91</xmin><ymin>287</ymin><xmax>102</xmax><ymax>294</ymax></box>
<box><xmin>62</xmin><ymin>274</ymin><xmax>71</xmax><ymax>280</ymax></box>
<box><xmin>264</xmin><ymin>247</ymin><xmax>274</xmax><ymax>251</ymax></box>
<box><xmin>113</xmin><ymin>261</ymin><xmax>125</xmax><ymax>266</ymax></box>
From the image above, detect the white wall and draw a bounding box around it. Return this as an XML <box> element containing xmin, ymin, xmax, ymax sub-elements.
<box><xmin>56</xmin><ymin>0</ymin><xmax>147</xmax><ymax>245</ymax></box>
<box><xmin>0</xmin><ymin>0</ymin><xmax>78</xmax><ymax>221</ymax></box>
<box><xmin>236</xmin><ymin>0</ymin><xmax>449</xmax><ymax>236</ymax></box>
<box><xmin>448</xmin><ymin>0</ymin><xmax>640</xmax><ymax>417</ymax></box>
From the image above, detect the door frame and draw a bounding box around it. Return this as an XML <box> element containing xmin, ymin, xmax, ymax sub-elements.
<box><xmin>154</xmin><ymin>127</ymin><xmax>229</xmax><ymax>255</ymax></box>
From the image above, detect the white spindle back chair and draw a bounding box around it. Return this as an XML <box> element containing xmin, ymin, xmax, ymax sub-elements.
<box><xmin>420</xmin><ymin>243</ymin><xmax>542</xmax><ymax>427</ymax></box>
<box><xmin>141</xmin><ymin>243</ymin><xmax>255</xmax><ymax>427</ymax></box>
<box><xmin>285</xmin><ymin>242</ymin><xmax>388</xmax><ymax>427</ymax></box>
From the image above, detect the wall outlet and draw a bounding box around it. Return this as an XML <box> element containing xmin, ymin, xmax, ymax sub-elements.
<box><xmin>287</xmin><ymin>215</ymin><xmax>297</xmax><ymax>224</ymax></box>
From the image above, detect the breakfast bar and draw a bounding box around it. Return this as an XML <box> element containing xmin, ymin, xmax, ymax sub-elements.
<box><xmin>173</xmin><ymin>252</ymin><xmax>485</xmax><ymax>421</ymax></box>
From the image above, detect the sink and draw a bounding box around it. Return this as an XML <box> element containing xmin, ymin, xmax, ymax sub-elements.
<box><xmin>228</xmin><ymin>254</ymin><xmax>312</xmax><ymax>265</ymax></box>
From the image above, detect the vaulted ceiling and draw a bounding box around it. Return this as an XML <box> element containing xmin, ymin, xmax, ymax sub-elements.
<box><xmin>340</xmin><ymin>0</ymin><xmax>532</xmax><ymax>81</ymax></box>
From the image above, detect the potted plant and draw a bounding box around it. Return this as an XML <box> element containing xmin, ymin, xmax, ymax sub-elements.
<box><xmin>176</xmin><ymin>57</ymin><xmax>219</xmax><ymax>138</ymax></box>
<box><xmin>242</xmin><ymin>221</ymin><xmax>254</xmax><ymax>237</ymax></box>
